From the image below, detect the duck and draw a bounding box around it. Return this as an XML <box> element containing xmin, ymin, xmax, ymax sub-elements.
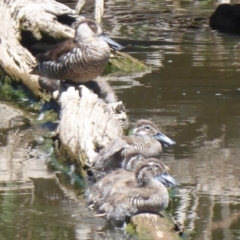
<box><xmin>88</xmin><ymin>158</ymin><xmax>177</xmax><ymax>223</ymax></box>
<box><xmin>32</xmin><ymin>19</ymin><xmax>122</xmax><ymax>83</ymax></box>
<box><xmin>91</xmin><ymin>119</ymin><xmax>175</xmax><ymax>175</ymax></box>
<box><xmin>88</xmin><ymin>157</ymin><xmax>173</xmax><ymax>209</ymax></box>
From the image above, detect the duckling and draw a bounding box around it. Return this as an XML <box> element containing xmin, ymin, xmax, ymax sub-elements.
<box><xmin>88</xmin><ymin>158</ymin><xmax>177</xmax><ymax>223</ymax></box>
<box><xmin>88</xmin><ymin>158</ymin><xmax>174</xmax><ymax>209</ymax></box>
<box><xmin>32</xmin><ymin>19</ymin><xmax>122</xmax><ymax>83</ymax></box>
<box><xmin>92</xmin><ymin>119</ymin><xmax>175</xmax><ymax>173</ymax></box>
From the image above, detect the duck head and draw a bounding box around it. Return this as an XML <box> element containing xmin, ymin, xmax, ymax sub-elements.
<box><xmin>133</xmin><ymin>119</ymin><xmax>176</xmax><ymax>147</ymax></box>
<box><xmin>75</xmin><ymin>19</ymin><xmax>123</xmax><ymax>51</ymax></box>
<box><xmin>135</xmin><ymin>158</ymin><xmax>177</xmax><ymax>187</ymax></box>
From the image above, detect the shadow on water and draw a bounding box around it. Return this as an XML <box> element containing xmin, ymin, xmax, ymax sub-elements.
<box><xmin>1</xmin><ymin>0</ymin><xmax>240</xmax><ymax>239</ymax></box>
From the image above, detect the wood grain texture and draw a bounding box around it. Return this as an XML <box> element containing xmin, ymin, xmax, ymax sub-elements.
<box><xmin>57</xmin><ymin>86</ymin><xmax>127</xmax><ymax>168</ymax></box>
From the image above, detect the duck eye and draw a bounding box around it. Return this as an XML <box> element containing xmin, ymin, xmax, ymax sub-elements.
<box><xmin>145</xmin><ymin>125</ymin><xmax>150</xmax><ymax>130</ymax></box>
<box><xmin>89</xmin><ymin>23</ymin><xmax>97</xmax><ymax>32</ymax></box>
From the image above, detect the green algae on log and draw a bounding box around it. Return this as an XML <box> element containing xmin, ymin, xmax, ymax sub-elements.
<box><xmin>130</xmin><ymin>213</ymin><xmax>180</xmax><ymax>240</ymax></box>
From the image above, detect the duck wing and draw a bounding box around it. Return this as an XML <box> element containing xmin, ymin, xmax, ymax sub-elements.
<box><xmin>92</xmin><ymin>137</ymin><xmax>130</xmax><ymax>170</ymax></box>
<box><xmin>35</xmin><ymin>39</ymin><xmax>77</xmax><ymax>62</ymax></box>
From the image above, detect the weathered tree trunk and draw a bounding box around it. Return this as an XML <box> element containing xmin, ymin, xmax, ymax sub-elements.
<box><xmin>54</xmin><ymin>86</ymin><xmax>127</xmax><ymax>176</ymax></box>
<box><xmin>131</xmin><ymin>214</ymin><xmax>180</xmax><ymax>240</ymax></box>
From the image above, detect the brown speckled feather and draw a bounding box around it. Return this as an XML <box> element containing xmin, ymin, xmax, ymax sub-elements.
<box><xmin>36</xmin><ymin>39</ymin><xmax>77</xmax><ymax>62</ymax></box>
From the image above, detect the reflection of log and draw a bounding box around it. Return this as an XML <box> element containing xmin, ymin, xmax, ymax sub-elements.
<box><xmin>0</xmin><ymin>102</ymin><xmax>53</xmax><ymax>182</ymax></box>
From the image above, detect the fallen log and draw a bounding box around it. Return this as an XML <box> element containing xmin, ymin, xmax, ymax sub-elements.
<box><xmin>54</xmin><ymin>86</ymin><xmax>127</xmax><ymax>176</ymax></box>
<box><xmin>130</xmin><ymin>213</ymin><xmax>180</xmax><ymax>240</ymax></box>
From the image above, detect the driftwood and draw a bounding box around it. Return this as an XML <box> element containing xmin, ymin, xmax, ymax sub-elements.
<box><xmin>75</xmin><ymin>0</ymin><xmax>104</xmax><ymax>23</ymax></box>
<box><xmin>54</xmin><ymin>86</ymin><xmax>127</xmax><ymax>176</ymax></box>
<box><xmin>131</xmin><ymin>214</ymin><xmax>180</xmax><ymax>240</ymax></box>
<box><xmin>0</xmin><ymin>0</ymin><xmax>178</xmax><ymax>239</ymax></box>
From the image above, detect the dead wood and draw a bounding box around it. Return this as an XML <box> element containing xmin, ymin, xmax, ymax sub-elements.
<box><xmin>54</xmin><ymin>86</ymin><xmax>127</xmax><ymax>176</ymax></box>
<box><xmin>131</xmin><ymin>213</ymin><xmax>180</xmax><ymax>240</ymax></box>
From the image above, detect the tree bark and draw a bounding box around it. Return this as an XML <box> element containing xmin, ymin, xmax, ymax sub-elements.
<box><xmin>54</xmin><ymin>86</ymin><xmax>127</xmax><ymax>176</ymax></box>
<box><xmin>130</xmin><ymin>214</ymin><xmax>180</xmax><ymax>240</ymax></box>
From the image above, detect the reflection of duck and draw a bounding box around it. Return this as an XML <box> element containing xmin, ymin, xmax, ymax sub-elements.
<box><xmin>92</xmin><ymin>119</ymin><xmax>175</xmax><ymax>173</ymax></box>
<box><xmin>88</xmin><ymin>158</ymin><xmax>177</xmax><ymax>223</ymax></box>
<box><xmin>32</xmin><ymin>19</ymin><xmax>122</xmax><ymax>83</ymax></box>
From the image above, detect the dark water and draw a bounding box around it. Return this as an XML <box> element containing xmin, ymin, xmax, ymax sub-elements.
<box><xmin>2</xmin><ymin>0</ymin><xmax>240</xmax><ymax>239</ymax></box>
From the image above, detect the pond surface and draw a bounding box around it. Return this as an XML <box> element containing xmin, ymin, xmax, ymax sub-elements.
<box><xmin>2</xmin><ymin>0</ymin><xmax>240</xmax><ymax>239</ymax></box>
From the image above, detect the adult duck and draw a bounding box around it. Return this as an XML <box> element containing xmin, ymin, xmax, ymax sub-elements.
<box><xmin>32</xmin><ymin>19</ymin><xmax>122</xmax><ymax>83</ymax></box>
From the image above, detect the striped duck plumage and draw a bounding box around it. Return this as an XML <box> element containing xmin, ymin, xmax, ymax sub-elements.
<box><xmin>122</xmin><ymin>153</ymin><xmax>170</xmax><ymax>172</ymax></box>
<box><xmin>88</xmin><ymin>158</ymin><xmax>177</xmax><ymax>223</ymax></box>
<box><xmin>88</xmin><ymin>157</ymin><xmax>173</xmax><ymax>209</ymax></box>
<box><xmin>91</xmin><ymin>119</ymin><xmax>175</xmax><ymax>175</ymax></box>
<box><xmin>33</xmin><ymin>19</ymin><xmax>122</xmax><ymax>83</ymax></box>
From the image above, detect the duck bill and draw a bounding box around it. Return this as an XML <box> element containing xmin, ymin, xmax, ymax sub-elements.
<box><xmin>98</xmin><ymin>33</ymin><xmax>123</xmax><ymax>51</ymax></box>
<box><xmin>154</xmin><ymin>132</ymin><xmax>176</xmax><ymax>147</ymax></box>
<box><xmin>154</xmin><ymin>172</ymin><xmax>178</xmax><ymax>188</ymax></box>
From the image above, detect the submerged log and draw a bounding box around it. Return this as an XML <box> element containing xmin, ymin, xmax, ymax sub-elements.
<box><xmin>130</xmin><ymin>214</ymin><xmax>180</xmax><ymax>240</ymax></box>
<box><xmin>0</xmin><ymin>0</ymin><xmax>149</xmax><ymax>100</ymax></box>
